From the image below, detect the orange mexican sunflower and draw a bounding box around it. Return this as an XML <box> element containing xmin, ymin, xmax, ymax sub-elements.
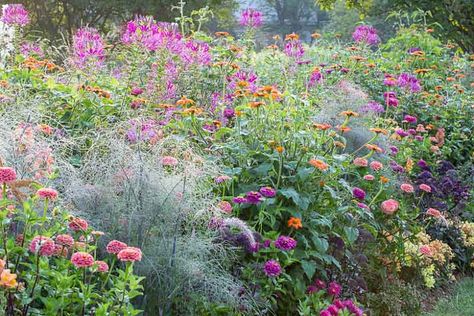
<box><xmin>347</xmin><ymin>46</ymin><xmax>359</xmax><ymax>51</ymax></box>
<box><xmin>237</xmin><ymin>80</ymin><xmax>250</xmax><ymax>88</ymax></box>
<box><xmin>446</xmin><ymin>77</ymin><xmax>455</xmax><ymax>82</ymax></box>
<box><xmin>434</xmin><ymin>85</ymin><xmax>443</xmax><ymax>91</ymax></box>
<box><xmin>334</xmin><ymin>33</ymin><xmax>342</xmax><ymax>38</ymax></box>
<box><xmin>337</xmin><ymin>125</ymin><xmax>351</xmax><ymax>133</ymax></box>
<box><xmin>309</xmin><ymin>159</ymin><xmax>329</xmax><ymax>171</ymax></box>
<box><xmin>285</xmin><ymin>33</ymin><xmax>299</xmax><ymax>41</ymax></box>
<box><xmin>249</xmin><ymin>101</ymin><xmax>265</xmax><ymax>108</ymax></box>
<box><xmin>365</xmin><ymin>144</ymin><xmax>383</xmax><ymax>153</ymax></box>
<box><xmin>366</xmin><ymin>63</ymin><xmax>376</xmax><ymax>68</ymax></box>
<box><xmin>445</xmin><ymin>44</ymin><xmax>455</xmax><ymax>49</ymax></box>
<box><xmin>313</xmin><ymin>123</ymin><xmax>332</xmax><ymax>130</ymax></box>
<box><xmin>213</xmin><ymin>61</ymin><xmax>228</xmax><ymax>68</ymax></box>
<box><xmin>410</xmin><ymin>50</ymin><xmax>425</xmax><ymax>56</ymax></box>
<box><xmin>340</xmin><ymin>111</ymin><xmax>359</xmax><ymax>117</ymax></box>
<box><xmin>230</xmin><ymin>63</ymin><xmax>240</xmax><ymax>70</ymax></box>
<box><xmin>0</xmin><ymin>80</ymin><xmax>8</xmax><ymax>88</ymax></box>
<box><xmin>276</xmin><ymin>146</ymin><xmax>285</xmax><ymax>153</ymax></box>
<box><xmin>158</xmin><ymin>104</ymin><xmax>175</xmax><ymax>109</ymax></box>
<box><xmin>267</xmin><ymin>44</ymin><xmax>279</xmax><ymax>50</ymax></box>
<box><xmin>311</xmin><ymin>32</ymin><xmax>321</xmax><ymax>39</ymax></box>
<box><xmin>287</xmin><ymin>217</ymin><xmax>302</xmax><ymax>229</ymax></box>
<box><xmin>213</xmin><ymin>120</ymin><xmax>222</xmax><ymax>128</ymax></box>
<box><xmin>273</xmin><ymin>35</ymin><xmax>281</xmax><ymax>41</ymax></box>
<box><xmin>426</xmin><ymin>28</ymin><xmax>434</xmax><ymax>33</ymax></box>
<box><xmin>334</xmin><ymin>141</ymin><xmax>346</xmax><ymax>148</ymax></box>
<box><xmin>177</xmin><ymin>96</ymin><xmax>195</xmax><ymax>106</ymax></box>
<box><xmin>369</xmin><ymin>128</ymin><xmax>388</xmax><ymax>135</ymax></box>
<box><xmin>380</xmin><ymin>176</ymin><xmax>389</xmax><ymax>183</ymax></box>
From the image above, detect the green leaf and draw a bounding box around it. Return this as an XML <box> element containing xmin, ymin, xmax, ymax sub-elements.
<box><xmin>279</xmin><ymin>188</ymin><xmax>310</xmax><ymax>210</ymax></box>
<box><xmin>344</xmin><ymin>227</ymin><xmax>359</xmax><ymax>244</ymax></box>
<box><xmin>311</xmin><ymin>236</ymin><xmax>329</xmax><ymax>253</ymax></box>
<box><xmin>301</xmin><ymin>260</ymin><xmax>316</xmax><ymax>280</ymax></box>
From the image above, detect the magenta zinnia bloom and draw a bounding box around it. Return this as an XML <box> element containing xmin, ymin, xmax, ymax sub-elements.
<box><xmin>117</xmin><ymin>247</ymin><xmax>142</xmax><ymax>262</ymax></box>
<box><xmin>352</xmin><ymin>25</ymin><xmax>380</xmax><ymax>45</ymax></box>
<box><xmin>29</xmin><ymin>236</ymin><xmax>55</xmax><ymax>256</ymax></box>
<box><xmin>37</xmin><ymin>188</ymin><xmax>58</xmax><ymax>200</ymax></box>
<box><xmin>274</xmin><ymin>235</ymin><xmax>297</xmax><ymax>251</ymax></box>
<box><xmin>263</xmin><ymin>259</ymin><xmax>282</xmax><ymax>277</ymax></box>
<box><xmin>1</xmin><ymin>4</ymin><xmax>29</xmax><ymax>26</ymax></box>
<box><xmin>72</xmin><ymin>27</ymin><xmax>105</xmax><ymax>69</ymax></box>
<box><xmin>0</xmin><ymin>167</ymin><xmax>16</xmax><ymax>184</ymax></box>
<box><xmin>239</xmin><ymin>8</ymin><xmax>263</xmax><ymax>28</ymax></box>
<box><xmin>259</xmin><ymin>186</ymin><xmax>276</xmax><ymax>198</ymax></box>
<box><xmin>327</xmin><ymin>281</ymin><xmax>342</xmax><ymax>297</ymax></box>
<box><xmin>71</xmin><ymin>252</ymin><xmax>94</xmax><ymax>268</ymax></box>
<box><xmin>352</xmin><ymin>187</ymin><xmax>366</xmax><ymax>200</ymax></box>
<box><xmin>245</xmin><ymin>191</ymin><xmax>262</xmax><ymax>204</ymax></box>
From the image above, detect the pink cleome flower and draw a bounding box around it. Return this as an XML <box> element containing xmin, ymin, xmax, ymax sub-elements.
<box><xmin>106</xmin><ymin>240</ymin><xmax>128</xmax><ymax>254</ymax></box>
<box><xmin>68</xmin><ymin>217</ymin><xmax>89</xmax><ymax>232</ymax></box>
<box><xmin>1</xmin><ymin>4</ymin><xmax>29</xmax><ymax>27</ymax></box>
<box><xmin>71</xmin><ymin>252</ymin><xmax>95</xmax><ymax>268</ymax></box>
<box><xmin>117</xmin><ymin>247</ymin><xmax>142</xmax><ymax>262</ymax></box>
<box><xmin>29</xmin><ymin>236</ymin><xmax>55</xmax><ymax>256</ymax></box>
<box><xmin>94</xmin><ymin>260</ymin><xmax>109</xmax><ymax>272</ymax></box>
<box><xmin>55</xmin><ymin>234</ymin><xmax>74</xmax><ymax>247</ymax></box>
<box><xmin>37</xmin><ymin>188</ymin><xmax>59</xmax><ymax>200</ymax></box>
<box><xmin>381</xmin><ymin>199</ymin><xmax>399</xmax><ymax>215</ymax></box>
<box><xmin>0</xmin><ymin>167</ymin><xmax>16</xmax><ymax>184</ymax></box>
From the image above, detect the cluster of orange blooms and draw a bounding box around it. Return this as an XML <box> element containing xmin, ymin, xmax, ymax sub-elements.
<box><xmin>79</xmin><ymin>85</ymin><xmax>111</xmax><ymax>99</ymax></box>
<box><xmin>0</xmin><ymin>259</ymin><xmax>17</xmax><ymax>289</ymax></box>
<box><xmin>21</xmin><ymin>56</ymin><xmax>62</xmax><ymax>72</ymax></box>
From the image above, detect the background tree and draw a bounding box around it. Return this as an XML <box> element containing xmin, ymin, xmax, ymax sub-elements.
<box><xmin>315</xmin><ymin>0</ymin><xmax>474</xmax><ymax>51</ymax></box>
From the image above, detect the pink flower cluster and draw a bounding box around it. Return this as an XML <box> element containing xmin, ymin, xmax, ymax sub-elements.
<box><xmin>1</xmin><ymin>4</ymin><xmax>29</xmax><ymax>26</ymax></box>
<box><xmin>352</xmin><ymin>25</ymin><xmax>380</xmax><ymax>45</ymax></box>
<box><xmin>0</xmin><ymin>167</ymin><xmax>16</xmax><ymax>184</ymax></box>
<box><xmin>72</xmin><ymin>27</ymin><xmax>105</xmax><ymax>69</ymax></box>
<box><xmin>37</xmin><ymin>188</ymin><xmax>58</xmax><ymax>200</ymax></box>
<box><xmin>239</xmin><ymin>8</ymin><xmax>263</xmax><ymax>28</ymax></box>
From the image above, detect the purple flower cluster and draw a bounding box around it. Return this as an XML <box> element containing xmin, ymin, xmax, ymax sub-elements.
<box><xmin>263</xmin><ymin>259</ymin><xmax>282</xmax><ymax>277</ymax></box>
<box><xmin>1</xmin><ymin>4</ymin><xmax>29</xmax><ymax>27</ymax></box>
<box><xmin>122</xmin><ymin>16</ymin><xmax>211</xmax><ymax>66</ymax></box>
<box><xmin>360</xmin><ymin>101</ymin><xmax>385</xmax><ymax>114</ymax></box>
<box><xmin>352</xmin><ymin>25</ymin><xmax>380</xmax><ymax>46</ymax></box>
<box><xmin>308</xmin><ymin>70</ymin><xmax>323</xmax><ymax>87</ymax></box>
<box><xmin>274</xmin><ymin>235</ymin><xmax>297</xmax><ymax>251</ymax></box>
<box><xmin>72</xmin><ymin>27</ymin><xmax>105</xmax><ymax>69</ymax></box>
<box><xmin>233</xmin><ymin>187</ymin><xmax>276</xmax><ymax>205</ymax></box>
<box><xmin>239</xmin><ymin>8</ymin><xmax>263</xmax><ymax>28</ymax></box>
<box><xmin>284</xmin><ymin>39</ymin><xmax>305</xmax><ymax>60</ymax></box>
<box><xmin>20</xmin><ymin>42</ymin><xmax>44</xmax><ymax>58</ymax></box>
<box><xmin>125</xmin><ymin>119</ymin><xmax>159</xmax><ymax>144</ymax></box>
<box><xmin>260</xmin><ymin>186</ymin><xmax>276</xmax><ymax>198</ymax></box>
<box><xmin>397</xmin><ymin>73</ymin><xmax>421</xmax><ymax>93</ymax></box>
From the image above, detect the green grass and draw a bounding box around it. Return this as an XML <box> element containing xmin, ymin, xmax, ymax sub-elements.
<box><xmin>425</xmin><ymin>278</ymin><xmax>474</xmax><ymax>316</ymax></box>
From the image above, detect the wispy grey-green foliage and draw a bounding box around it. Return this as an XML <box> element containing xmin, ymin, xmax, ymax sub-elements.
<box><xmin>61</xmin><ymin>130</ymin><xmax>252</xmax><ymax>314</ymax></box>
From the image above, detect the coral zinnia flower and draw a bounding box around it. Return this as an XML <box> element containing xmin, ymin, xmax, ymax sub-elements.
<box><xmin>106</xmin><ymin>240</ymin><xmax>128</xmax><ymax>254</ymax></box>
<box><xmin>309</xmin><ymin>159</ymin><xmax>329</xmax><ymax>171</ymax></box>
<box><xmin>287</xmin><ymin>217</ymin><xmax>302</xmax><ymax>229</ymax></box>
<box><xmin>36</xmin><ymin>188</ymin><xmax>58</xmax><ymax>200</ymax></box>
<box><xmin>285</xmin><ymin>33</ymin><xmax>299</xmax><ymax>41</ymax></box>
<box><xmin>313</xmin><ymin>123</ymin><xmax>332</xmax><ymax>130</ymax></box>
<box><xmin>369</xmin><ymin>128</ymin><xmax>388</xmax><ymax>135</ymax></box>
<box><xmin>340</xmin><ymin>110</ymin><xmax>359</xmax><ymax>117</ymax></box>
<box><xmin>94</xmin><ymin>260</ymin><xmax>109</xmax><ymax>272</ymax></box>
<box><xmin>0</xmin><ymin>269</ymin><xmax>17</xmax><ymax>288</ymax></box>
<box><xmin>71</xmin><ymin>252</ymin><xmax>94</xmax><ymax>268</ymax></box>
<box><xmin>176</xmin><ymin>96</ymin><xmax>195</xmax><ymax>106</ymax></box>
<box><xmin>117</xmin><ymin>247</ymin><xmax>142</xmax><ymax>262</ymax></box>
<box><xmin>68</xmin><ymin>217</ymin><xmax>89</xmax><ymax>232</ymax></box>
<box><xmin>426</xmin><ymin>208</ymin><xmax>442</xmax><ymax>218</ymax></box>
<box><xmin>365</xmin><ymin>144</ymin><xmax>383</xmax><ymax>153</ymax></box>
<box><xmin>0</xmin><ymin>167</ymin><xmax>17</xmax><ymax>184</ymax></box>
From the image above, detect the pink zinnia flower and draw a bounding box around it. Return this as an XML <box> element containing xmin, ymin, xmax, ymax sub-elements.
<box><xmin>218</xmin><ymin>201</ymin><xmax>232</xmax><ymax>214</ymax></box>
<box><xmin>55</xmin><ymin>234</ymin><xmax>74</xmax><ymax>247</ymax></box>
<box><xmin>29</xmin><ymin>236</ymin><xmax>55</xmax><ymax>256</ymax></box>
<box><xmin>161</xmin><ymin>156</ymin><xmax>178</xmax><ymax>166</ymax></box>
<box><xmin>363</xmin><ymin>174</ymin><xmax>375</xmax><ymax>181</ymax></box>
<box><xmin>215</xmin><ymin>175</ymin><xmax>231</xmax><ymax>184</ymax></box>
<box><xmin>0</xmin><ymin>167</ymin><xmax>16</xmax><ymax>183</ymax></box>
<box><xmin>53</xmin><ymin>244</ymin><xmax>68</xmax><ymax>257</ymax></box>
<box><xmin>36</xmin><ymin>188</ymin><xmax>58</xmax><ymax>200</ymax></box>
<box><xmin>419</xmin><ymin>184</ymin><xmax>432</xmax><ymax>193</ymax></box>
<box><xmin>263</xmin><ymin>259</ymin><xmax>281</xmax><ymax>277</ymax></box>
<box><xmin>68</xmin><ymin>217</ymin><xmax>89</xmax><ymax>232</ymax></box>
<box><xmin>327</xmin><ymin>281</ymin><xmax>342</xmax><ymax>297</ymax></box>
<box><xmin>106</xmin><ymin>240</ymin><xmax>128</xmax><ymax>254</ymax></box>
<box><xmin>71</xmin><ymin>252</ymin><xmax>95</xmax><ymax>268</ymax></box>
<box><xmin>94</xmin><ymin>260</ymin><xmax>109</xmax><ymax>272</ymax></box>
<box><xmin>117</xmin><ymin>247</ymin><xmax>142</xmax><ymax>262</ymax></box>
<box><xmin>381</xmin><ymin>199</ymin><xmax>399</xmax><ymax>215</ymax></box>
<box><xmin>1</xmin><ymin>4</ymin><xmax>29</xmax><ymax>26</ymax></box>
<box><xmin>426</xmin><ymin>208</ymin><xmax>442</xmax><ymax>218</ymax></box>
<box><xmin>353</xmin><ymin>157</ymin><xmax>368</xmax><ymax>167</ymax></box>
<box><xmin>400</xmin><ymin>183</ymin><xmax>414</xmax><ymax>193</ymax></box>
<box><xmin>369</xmin><ymin>161</ymin><xmax>383</xmax><ymax>171</ymax></box>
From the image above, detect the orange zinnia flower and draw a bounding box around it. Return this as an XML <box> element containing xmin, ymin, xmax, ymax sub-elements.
<box><xmin>311</xmin><ymin>32</ymin><xmax>321</xmax><ymax>39</ymax></box>
<box><xmin>369</xmin><ymin>128</ymin><xmax>388</xmax><ymax>135</ymax></box>
<box><xmin>0</xmin><ymin>269</ymin><xmax>17</xmax><ymax>288</ymax></box>
<box><xmin>365</xmin><ymin>144</ymin><xmax>383</xmax><ymax>153</ymax></box>
<box><xmin>215</xmin><ymin>31</ymin><xmax>230</xmax><ymax>37</ymax></box>
<box><xmin>287</xmin><ymin>217</ymin><xmax>302</xmax><ymax>229</ymax></box>
<box><xmin>313</xmin><ymin>123</ymin><xmax>332</xmax><ymax>130</ymax></box>
<box><xmin>249</xmin><ymin>101</ymin><xmax>265</xmax><ymax>108</ymax></box>
<box><xmin>337</xmin><ymin>126</ymin><xmax>351</xmax><ymax>133</ymax></box>
<box><xmin>276</xmin><ymin>146</ymin><xmax>285</xmax><ymax>153</ymax></box>
<box><xmin>309</xmin><ymin>159</ymin><xmax>329</xmax><ymax>171</ymax></box>
<box><xmin>380</xmin><ymin>176</ymin><xmax>389</xmax><ymax>183</ymax></box>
